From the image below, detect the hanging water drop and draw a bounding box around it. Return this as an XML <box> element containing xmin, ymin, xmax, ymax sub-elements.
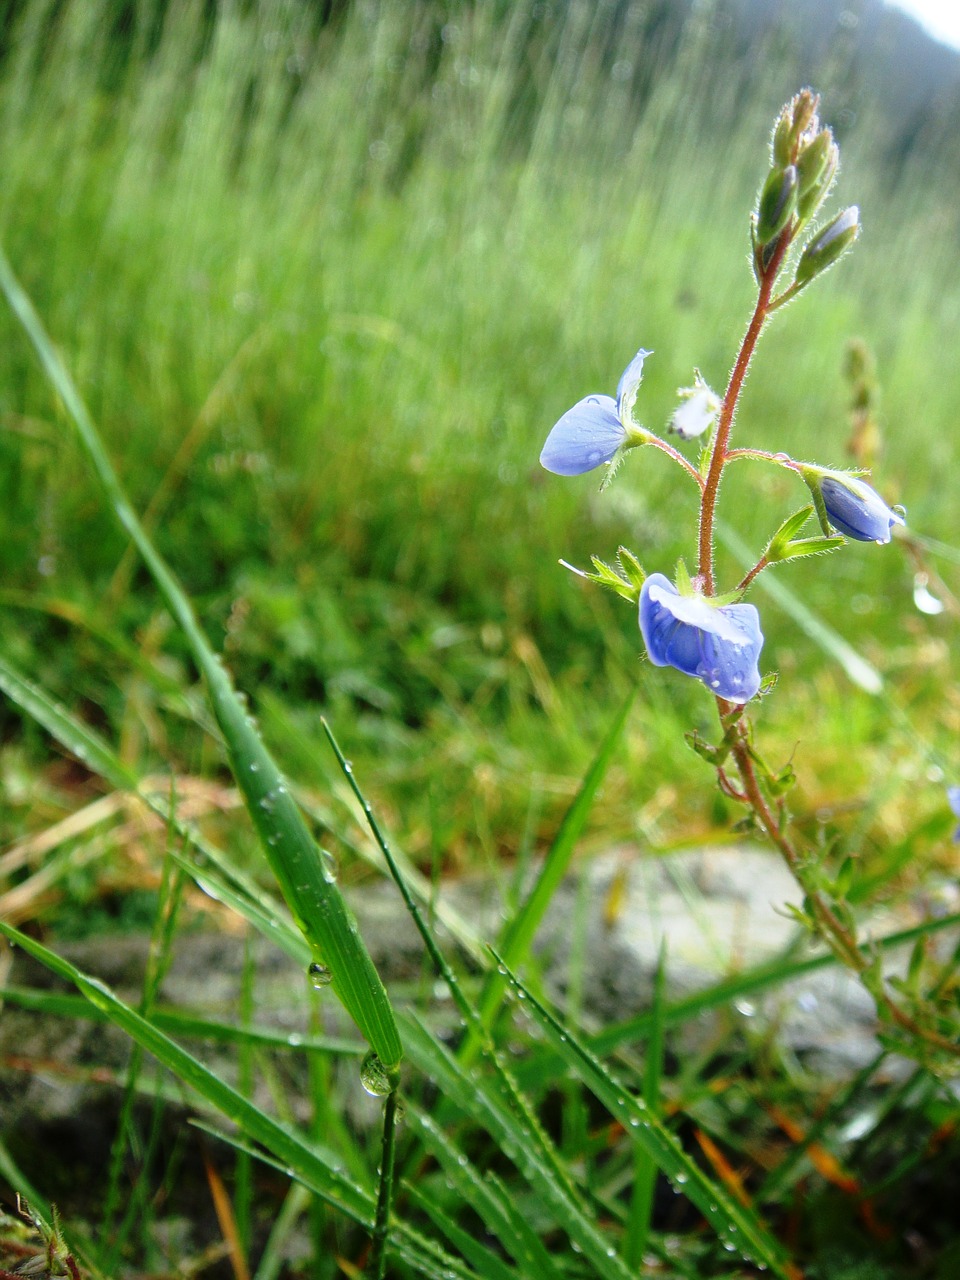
<box><xmin>360</xmin><ymin>1049</ymin><xmax>394</xmax><ymax>1097</ymax></box>
<box><xmin>307</xmin><ymin>961</ymin><xmax>332</xmax><ymax>989</ymax></box>
<box><xmin>320</xmin><ymin>847</ymin><xmax>339</xmax><ymax>883</ymax></box>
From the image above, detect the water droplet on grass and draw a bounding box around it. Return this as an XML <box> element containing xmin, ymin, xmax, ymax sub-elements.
<box><xmin>308</xmin><ymin>962</ymin><xmax>332</xmax><ymax>989</ymax></box>
<box><xmin>360</xmin><ymin>1050</ymin><xmax>393</xmax><ymax>1097</ymax></box>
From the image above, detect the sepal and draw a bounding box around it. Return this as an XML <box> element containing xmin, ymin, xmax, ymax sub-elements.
<box><xmin>560</xmin><ymin>546</ymin><xmax>646</xmax><ymax>603</ymax></box>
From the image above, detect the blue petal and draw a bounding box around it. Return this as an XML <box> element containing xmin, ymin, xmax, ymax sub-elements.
<box><xmin>615</xmin><ymin>347</ymin><xmax>653</xmax><ymax>422</ymax></box>
<box><xmin>821</xmin><ymin>476</ymin><xmax>904</xmax><ymax>543</ymax></box>
<box><xmin>639</xmin><ymin>574</ymin><xmax>763</xmax><ymax>704</ymax></box>
<box><xmin>696</xmin><ymin>607</ymin><xmax>763</xmax><ymax>702</ymax></box>
<box><xmin>540</xmin><ymin>395</ymin><xmax>625</xmax><ymax>475</ymax></box>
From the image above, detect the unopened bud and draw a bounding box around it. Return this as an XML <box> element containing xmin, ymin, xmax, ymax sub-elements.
<box><xmin>795</xmin><ymin>207</ymin><xmax>859</xmax><ymax>285</ymax></box>
<box><xmin>797</xmin><ymin>141</ymin><xmax>839</xmax><ymax>221</ymax></box>
<box><xmin>756</xmin><ymin>165</ymin><xmax>798</xmax><ymax>246</ymax></box>
<box><xmin>797</xmin><ymin>130</ymin><xmax>833</xmax><ymax>194</ymax></box>
<box><xmin>792</xmin><ymin>89</ymin><xmax>819</xmax><ymax>141</ymax></box>
<box><xmin>772</xmin><ymin>112</ymin><xmax>793</xmax><ymax>166</ymax></box>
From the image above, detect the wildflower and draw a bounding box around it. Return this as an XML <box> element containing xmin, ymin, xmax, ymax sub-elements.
<box><xmin>949</xmin><ymin>786</ymin><xmax>960</xmax><ymax>843</ymax></box>
<box><xmin>540</xmin><ymin>347</ymin><xmax>652</xmax><ymax>476</ymax></box>
<box><xmin>819</xmin><ymin>474</ymin><xmax>904</xmax><ymax>543</ymax></box>
<box><xmin>670</xmin><ymin>374</ymin><xmax>721</xmax><ymax>440</ymax></box>
<box><xmin>639</xmin><ymin>573</ymin><xmax>764</xmax><ymax>704</ymax></box>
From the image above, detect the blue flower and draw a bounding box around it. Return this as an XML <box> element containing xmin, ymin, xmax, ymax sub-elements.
<box><xmin>819</xmin><ymin>475</ymin><xmax>904</xmax><ymax>544</ymax></box>
<box><xmin>948</xmin><ymin>786</ymin><xmax>960</xmax><ymax>843</ymax></box>
<box><xmin>540</xmin><ymin>348</ymin><xmax>652</xmax><ymax>476</ymax></box>
<box><xmin>639</xmin><ymin>573</ymin><xmax>763</xmax><ymax>703</ymax></box>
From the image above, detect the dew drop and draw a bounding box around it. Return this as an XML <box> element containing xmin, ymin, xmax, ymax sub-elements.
<box><xmin>320</xmin><ymin>847</ymin><xmax>339</xmax><ymax>883</ymax></box>
<box><xmin>360</xmin><ymin>1049</ymin><xmax>394</xmax><ymax>1097</ymax></box>
<box><xmin>308</xmin><ymin>961</ymin><xmax>333</xmax><ymax>989</ymax></box>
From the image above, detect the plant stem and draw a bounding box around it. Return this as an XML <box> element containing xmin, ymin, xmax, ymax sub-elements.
<box><xmin>369</xmin><ymin>1089</ymin><xmax>400</xmax><ymax>1280</ymax></box>
<box><xmin>640</xmin><ymin>434</ymin><xmax>705</xmax><ymax>488</ymax></box>
<box><xmin>724</xmin><ymin>715</ymin><xmax>960</xmax><ymax>1060</ymax></box>
<box><xmin>698</xmin><ymin>237</ymin><xmax>790</xmax><ymax>592</ymax></box>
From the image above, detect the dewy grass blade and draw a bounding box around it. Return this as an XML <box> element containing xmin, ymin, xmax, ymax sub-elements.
<box><xmin>624</xmin><ymin>941</ymin><xmax>667</xmax><ymax>1268</ymax></box>
<box><xmin>491</xmin><ymin>953</ymin><xmax>794</xmax><ymax>1279</ymax></box>
<box><xmin>0</xmin><ymin>247</ymin><xmax>402</xmax><ymax>1074</ymax></box>
<box><xmin>405</xmin><ymin>1105</ymin><xmax>565</xmax><ymax>1280</ymax></box>
<box><xmin>0</xmin><ymin>984</ymin><xmax>362</xmax><ymax>1054</ymax></box>
<box><xmin>404</xmin><ymin>1186</ymin><xmax>518</xmax><ymax>1280</ymax></box>
<box><xmin>0</xmin><ymin>921</ymin><xmax>374</xmax><ymax>1221</ymax></box>
<box><xmin>400</xmin><ymin>1012</ymin><xmax>638</xmax><ymax>1280</ymax></box>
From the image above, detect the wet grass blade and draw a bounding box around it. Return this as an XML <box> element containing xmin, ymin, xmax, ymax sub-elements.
<box><xmin>0</xmin><ymin>247</ymin><xmax>401</xmax><ymax>1074</ymax></box>
<box><xmin>400</xmin><ymin>1011</ymin><xmax>637</xmax><ymax>1280</ymax></box>
<box><xmin>624</xmin><ymin>941</ymin><xmax>667</xmax><ymax>1267</ymax></box>
<box><xmin>405</xmin><ymin>1105</ymin><xmax>566</xmax><ymax>1280</ymax></box>
<box><xmin>491</xmin><ymin>952</ymin><xmax>794</xmax><ymax>1278</ymax></box>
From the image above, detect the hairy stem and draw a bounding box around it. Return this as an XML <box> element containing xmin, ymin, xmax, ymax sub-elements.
<box><xmin>698</xmin><ymin>237</ymin><xmax>791</xmax><ymax>592</ymax></box>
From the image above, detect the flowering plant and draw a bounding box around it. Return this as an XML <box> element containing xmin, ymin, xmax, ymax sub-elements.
<box><xmin>541</xmin><ymin>90</ymin><xmax>958</xmax><ymax>1070</ymax></box>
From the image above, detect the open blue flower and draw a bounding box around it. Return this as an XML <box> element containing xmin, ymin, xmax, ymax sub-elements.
<box><xmin>639</xmin><ymin>573</ymin><xmax>763</xmax><ymax>703</ymax></box>
<box><xmin>948</xmin><ymin>786</ymin><xmax>960</xmax><ymax>843</ymax></box>
<box><xmin>540</xmin><ymin>348</ymin><xmax>652</xmax><ymax>476</ymax></box>
<box><xmin>819</xmin><ymin>475</ymin><xmax>904</xmax><ymax>544</ymax></box>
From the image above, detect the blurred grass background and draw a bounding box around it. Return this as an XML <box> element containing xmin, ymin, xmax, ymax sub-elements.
<box><xmin>0</xmin><ymin>0</ymin><xmax>957</xmax><ymax>896</ymax></box>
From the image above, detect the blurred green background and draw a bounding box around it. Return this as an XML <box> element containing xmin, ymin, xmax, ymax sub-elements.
<box><xmin>0</xmin><ymin>0</ymin><xmax>957</xmax><ymax>882</ymax></box>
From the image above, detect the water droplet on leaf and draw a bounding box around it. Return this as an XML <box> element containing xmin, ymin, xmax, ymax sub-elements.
<box><xmin>360</xmin><ymin>1049</ymin><xmax>393</xmax><ymax>1097</ymax></box>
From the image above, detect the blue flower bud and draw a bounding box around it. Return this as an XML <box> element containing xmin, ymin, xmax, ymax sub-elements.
<box><xmin>540</xmin><ymin>347</ymin><xmax>652</xmax><ymax>476</ymax></box>
<box><xmin>539</xmin><ymin>395</ymin><xmax>625</xmax><ymax>476</ymax></box>
<box><xmin>819</xmin><ymin>474</ymin><xmax>904</xmax><ymax>543</ymax></box>
<box><xmin>795</xmin><ymin>207</ymin><xmax>859</xmax><ymax>285</ymax></box>
<box><xmin>756</xmin><ymin>164</ymin><xmax>799</xmax><ymax>246</ymax></box>
<box><xmin>639</xmin><ymin>573</ymin><xmax>764</xmax><ymax>704</ymax></box>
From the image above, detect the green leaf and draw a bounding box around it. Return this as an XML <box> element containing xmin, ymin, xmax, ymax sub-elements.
<box><xmin>406</xmin><ymin>1106</ymin><xmax>565</xmax><ymax>1280</ymax></box>
<box><xmin>765</xmin><ymin>505</ymin><xmax>814</xmax><ymax>557</ymax></box>
<box><xmin>0</xmin><ymin>923</ymin><xmax>479</xmax><ymax>1280</ymax></box>
<box><xmin>776</xmin><ymin>535</ymin><xmax>846</xmax><ymax>561</ymax></box>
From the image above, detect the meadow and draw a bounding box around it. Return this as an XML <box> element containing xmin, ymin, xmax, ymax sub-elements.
<box><xmin>0</xmin><ymin>1</ymin><xmax>958</xmax><ymax>1277</ymax></box>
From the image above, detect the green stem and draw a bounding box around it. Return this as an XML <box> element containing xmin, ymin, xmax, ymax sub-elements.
<box><xmin>369</xmin><ymin>1089</ymin><xmax>400</xmax><ymax>1280</ymax></box>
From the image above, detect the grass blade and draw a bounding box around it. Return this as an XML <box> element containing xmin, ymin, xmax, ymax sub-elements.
<box><xmin>0</xmin><ymin>247</ymin><xmax>402</xmax><ymax>1073</ymax></box>
<box><xmin>491</xmin><ymin>952</ymin><xmax>795</xmax><ymax>1278</ymax></box>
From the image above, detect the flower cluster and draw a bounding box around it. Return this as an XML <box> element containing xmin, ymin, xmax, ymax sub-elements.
<box><xmin>540</xmin><ymin>351</ymin><xmax>903</xmax><ymax>704</ymax></box>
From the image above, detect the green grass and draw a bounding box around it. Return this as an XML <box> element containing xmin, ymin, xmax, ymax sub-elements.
<box><xmin>0</xmin><ymin>2</ymin><xmax>958</xmax><ymax>1275</ymax></box>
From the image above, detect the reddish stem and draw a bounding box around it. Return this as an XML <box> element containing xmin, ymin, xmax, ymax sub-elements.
<box><xmin>643</xmin><ymin>435</ymin><xmax>705</xmax><ymax>489</ymax></box>
<box><xmin>697</xmin><ymin>236</ymin><xmax>791</xmax><ymax>593</ymax></box>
